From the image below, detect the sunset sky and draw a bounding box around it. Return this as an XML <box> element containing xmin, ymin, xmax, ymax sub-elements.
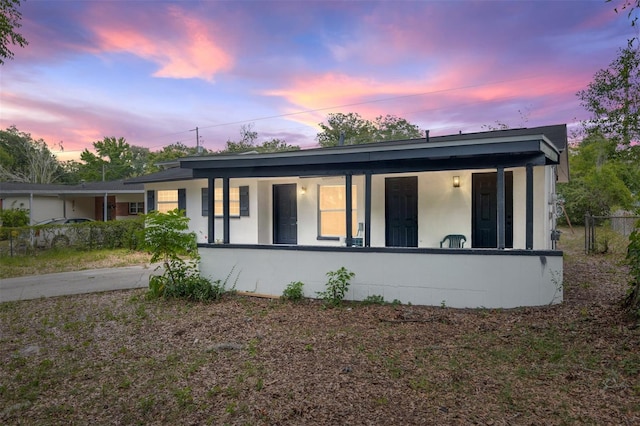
<box><xmin>0</xmin><ymin>0</ymin><xmax>636</xmax><ymax>161</ymax></box>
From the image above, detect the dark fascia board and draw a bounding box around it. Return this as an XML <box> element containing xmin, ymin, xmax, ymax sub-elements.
<box><xmin>0</xmin><ymin>180</ymin><xmax>143</xmax><ymax>197</ymax></box>
<box><xmin>193</xmin><ymin>153</ymin><xmax>550</xmax><ymax>179</ymax></box>
<box><xmin>184</xmin><ymin>135</ymin><xmax>559</xmax><ymax>178</ymax></box>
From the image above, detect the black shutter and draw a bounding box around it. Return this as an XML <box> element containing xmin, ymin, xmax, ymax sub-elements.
<box><xmin>239</xmin><ymin>185</ymin><xmax>249</xmax><ymax>217</ymax></box>
<box><xmin>201</xmin><ymin>188</ymin><xmax>208</xmax><ymax>216</ymax></box>
<box><xmin>146</xmin><ymin>190</ymin><xmax>155</xmax><ymax>212</ymax></box>
<box><xmin>178</xmin><ymin>188</ymin><xmax>186</xmax><ymax>214</ymax></box>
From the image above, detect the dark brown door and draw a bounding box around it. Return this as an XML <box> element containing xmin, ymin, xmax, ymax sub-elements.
<box><xmin>273</xmin><ymin>184</ymin><xmax>297</xmax><ymax>244</ymax></box>
<box><xmin>472</xmin><ymin>172</ymin><xmax>513</xmax><ymax>248</ymax></box>
<box><xmin>385</xmin><ymin>176</ymin><xmax>418</xmax><ymax>247</ymax></box>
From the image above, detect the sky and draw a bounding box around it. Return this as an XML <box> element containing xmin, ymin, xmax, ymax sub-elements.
<box><xmin>1</xmin><ymin>0</ymin><xmax>637</xmax><ymax>161</ymax></box>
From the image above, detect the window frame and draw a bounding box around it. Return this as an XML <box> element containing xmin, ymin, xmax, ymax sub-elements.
<box><xmin>128</xmin><ymin>202</ymin><xmax>144</xmax><ymax>215</ymax></box>
<box><xmin>317</xmin><ymin>184</ymin><xmax>357</xmax><ymax>239</ymax></box>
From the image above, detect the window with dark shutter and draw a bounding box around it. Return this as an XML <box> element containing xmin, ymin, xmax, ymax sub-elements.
<box><xmin>178</xmin><ymin>188</ymin><xmax>186</xmax><ymax>213</ymax></box>
<box><xmin>239</xmin><ymin>185</ymin><xmax>249</xmax><ymax>217</ymax></box>
<box><xmin>201</xmin><ymin>188</ymin><xmax>208</xmax><ymax>216</ymax></box>
<box><xmin>146</xmin><ymin>190</ymin><xmax>156</xmax><ymax>213</ymax></box>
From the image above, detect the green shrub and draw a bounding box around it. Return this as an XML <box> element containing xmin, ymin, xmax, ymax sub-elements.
<box><xmin>362</xmin><ymin>294</ymin><xmax>386</xmax><ymax>305</ymax></box>
<box><xmin>0</xmin><ymin>207</ymin><xmax>30</xmax><ymax>240</ymax></box>
<box><xmin>141</xmin><ymin>209</ymin><xmax>218</xmax><ymax>301</ymax></box>
<box><xmin>282</xmin><ymin>281</ymin><xmax>304</xmax><ymax>301</ymax></box>
<box><xmin>317</xmin><ymin>267</ymin><xmax>355</xmax><ymax>307</ymax></box>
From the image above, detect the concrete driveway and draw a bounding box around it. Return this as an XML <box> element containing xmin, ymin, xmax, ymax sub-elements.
<box><xmin>0</xmin><ymin>264</ymin><xmax>162</xmax><ymax>303</ymax></box>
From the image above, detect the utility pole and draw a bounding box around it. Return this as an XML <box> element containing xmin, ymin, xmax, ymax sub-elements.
<box><xmin>191</xmin><ymin>127</ymin><xmax>203</xmax><ymax>154</ymax></box>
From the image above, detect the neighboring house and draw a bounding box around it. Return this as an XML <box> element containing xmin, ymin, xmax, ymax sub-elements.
<box><xmin>0</xmin><ymin>180</ymin><xmax>145</xmax><ymax>224</ymax></box>
<box><xmin>127</xmin><ymin>124</ymin><xmax>569</xmax><ymax>308</ymax></box>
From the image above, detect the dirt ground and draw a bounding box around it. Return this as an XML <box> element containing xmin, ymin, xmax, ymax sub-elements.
<box><xmin>0</xmin><ymin>228</ymin><xmax>638</xmax><ymax>425</ymax></box>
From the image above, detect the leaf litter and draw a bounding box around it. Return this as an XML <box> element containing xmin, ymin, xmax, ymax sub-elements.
<box><xmin>0</xmin><ymin>230</ymin><xmax>638</xmax><ymax>425</ymax></box>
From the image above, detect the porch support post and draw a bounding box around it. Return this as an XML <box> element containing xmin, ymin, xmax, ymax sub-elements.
<box><xmin>345</xmin><ymin>174</ymin><xmax>353</xmax><ymax>246</ymax></box>
<box><xmin>525</xmin><ymin>164</ymin><xmax>534</xmax><ymax>250</ymax></box>
<box><xmin>222</xmin><ymin>177</ymin><xmax>230</xmax><ymax>244</ymax></box>
<box><xmin>497</xmin><ymin>167</ymin><xmax>505</xmax><ymax>249</ymax></box>
<box><xmin>364</xmin><ymin>172</ymin><xmax>372</xmax><ymax>247</ymax></box>
<box><xmin>208</xmin><ymin>178</ymin><xmax>215</xmax><ymax>243</ymax></box>
<box><xmin>103</xmin><ymin>192</ymin><xmax>108</xmax><ymax>222</ymax></box>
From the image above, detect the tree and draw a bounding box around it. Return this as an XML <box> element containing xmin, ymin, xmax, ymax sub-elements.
<box><xmin>577</xmin><ymin>47</ymin><xmax>640</xmax><ymax>153</ymax></box>
<box><xmin>316</xmin><ymin>113</ymin><xmax>423</xmax><ymax>147</ymax></box>
<box><xmin>0</xmin><ymin>126</ymin><xmax>63</xmax><ymax>183</ymax></box>
<box><xmin>145</xmin><ymin>142</ymin><xmax>208</xmax><ymax>173</ymax></box>
<box><xmin>0</xmin><ymin>0</ymin><xmax>28</xmax><ymax>64</ymax></box>
<box><xmin>219</xmin><ymin>124</ymin><xmax>300</xmax><ymax>154</ymax></box>
<box><xmin>557</xmin><ymin>134</ymin><xmax>637</xmax><ymax>223</ymax></box>
<box><xmin>372</xmin><ymin>114</ymin><xmax>423</xmax><ymax>141</ymax></box>
<box><xmin>78</xmin><ymin>137</ymin><xmax>135</xmax><ymax>181</ymax></box>
<box><xmin>316</xmin><ymin>113</ymin><xmax>375</xmax><ymax>147</ymax></box>
<box><xmin>607</xmin><ymin>0</ymin><xmax>639</xmax><ymax>46</ymax></box>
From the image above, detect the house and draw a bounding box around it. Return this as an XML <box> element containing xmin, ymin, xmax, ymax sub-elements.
<box><xmin>128</xmin><ymin>124</ymin><xmax>569</xmax><ymax>308</ymax></box>
<box><xmin>0</xmin><ymin>180</ymin><xmax>145</xmax><ymax>224</ymax></box>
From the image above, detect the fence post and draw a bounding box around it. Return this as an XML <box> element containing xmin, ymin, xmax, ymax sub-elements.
<box><xmin>584</xmin><ymin>213</ymin><xmax>589</xmax><ymax>254</ymax></box>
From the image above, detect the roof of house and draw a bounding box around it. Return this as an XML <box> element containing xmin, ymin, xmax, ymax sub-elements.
<box><xmin>182</xmin><ymin>124</ymin><xmax>567</xmax><ymax>179</ymax></box>
<box><xmin>123</xmin><ymin>124</ymin><xmax>569</xmax><ymax>183</ymax></box>
<box><xmin>125</xmin><ymin>167</ymin><xmax>193</xmax><ymax>184</ymax></box>
<box><xmin>0</xmin><ymin>180</ymin><xmax>144</xmax><ymax>197</ymax></box>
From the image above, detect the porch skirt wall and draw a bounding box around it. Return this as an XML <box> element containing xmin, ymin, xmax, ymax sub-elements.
<box><xmin>198</xmin><ymin>246</ymin><xmax>563</xmax><ymax>308</ymax></box>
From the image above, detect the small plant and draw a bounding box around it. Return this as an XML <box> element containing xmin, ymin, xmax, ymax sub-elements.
<box><xmin>317</xmin><ymin>266</ymin><xmax>355</xmax><ymax>307</ymax></box>
<box><xmin>362</xmin><ymin>294</ymin><xmax>385</xmax><ymax>305</ymax></box>
<box><xmin>282</xmin><ymin>281</ymin><xmax>304</xmax><ymax>301</ymax></box>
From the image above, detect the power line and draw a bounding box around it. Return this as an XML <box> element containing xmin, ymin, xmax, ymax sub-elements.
<box><xmin>138</xmin><ymin>73</ymin><xmax>546</xmax><ymax>149</ymax></box>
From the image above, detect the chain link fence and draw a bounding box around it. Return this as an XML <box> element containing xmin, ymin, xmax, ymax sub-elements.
<box><xmin>585</xmin><ymin>213</ymin><xmax>639</xmax><ymax>254</ymax></box>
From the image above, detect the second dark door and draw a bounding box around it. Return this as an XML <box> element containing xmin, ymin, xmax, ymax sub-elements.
<box><xmin>273</xmin><ymin>184</ymin><xmax>297</xmax><ymax>244</ymax></box>
<box><xmin>472</xmin><ymin>172</ymin><xmax>513</xmax><ymax>248</ymax></box>
<box><xmin>385</xmin><ymin>176</ymin><xmax>418</xmax><ymax>247</ymax></box>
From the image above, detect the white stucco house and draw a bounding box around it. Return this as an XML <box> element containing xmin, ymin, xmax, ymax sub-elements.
<box><xmin>127</xmin><ymin>124</ymin><xmax>569</xmax><ymax>308</ymax></box>
<box><xmin>0</xmin><ymin>180</ymin><xmax>145</xmax><ymax>224</ymax></box>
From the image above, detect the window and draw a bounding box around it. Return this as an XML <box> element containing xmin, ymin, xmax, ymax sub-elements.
<box><xmin>318</xmin><ymin>185</ymin><xmax>357</xmax><ymax>238</ymax></box>
<box><xmin>155</xmin><ymin>189</ymin><xmax>186</xmax><ymax>214</ymax></box>
<box><xmin>129</xmin><ymin>202</ymin><xmax>144</xmax><ymax>215</ymax></box>
<box><xmin>202</xmin><ymin>186</ymin><xmax>249</xmax><ymax>217</ymax></box>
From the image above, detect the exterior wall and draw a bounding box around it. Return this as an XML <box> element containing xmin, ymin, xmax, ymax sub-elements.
<box><xmin>1</xmin><ymin>196</ymin><xmax>62</xmax><ymax>223</ymax></box>
<box><xmin>169</xmin><ymin>164</ymin><xmax>556</xmax><ymax>249</ymax></box>
<box><xmin>198</xmin><ymin>246</ymin><xmax>563</xmax><ymax>308</ymax></box>
<box><xmin>0</xmin><ymin>196</ymin><xmax>94</xmax><ymax>223</ymax></box>
<box><xmin>147</xmin><ymin>178</ymin><xmax>258</xmax><ymax>244</ymax></box>
<box><xmin>114</xmin><ymin>194</ymin><xmax>145</xmax><ymax>220</ymax></box>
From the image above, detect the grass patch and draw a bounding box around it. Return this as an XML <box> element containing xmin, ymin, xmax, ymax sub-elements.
<box><xmin>0</xmin><ymin>248</ymin><xmax>151</xmax><ymax>278</ymax></box>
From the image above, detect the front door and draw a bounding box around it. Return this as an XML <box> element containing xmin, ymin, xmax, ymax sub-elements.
<box><xmin>385</xmin><ymin>176</ymin><xmax>418</xmax><ymax>247</ymax></box>
<box><xmin>472</xmin><ymin>172</ymin><xmax>513</xmax><ymax>248</ymax></box>
<box><xmin>273</xmin><ymin>184</ymin><xmax>297</xmax><ymax>244</ymax></box>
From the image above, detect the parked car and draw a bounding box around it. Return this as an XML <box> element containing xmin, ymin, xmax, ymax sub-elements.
<box><xmin>34</xmin><ymin>217</ymin><xmax>95</xmax><ymax>248</ymax></box>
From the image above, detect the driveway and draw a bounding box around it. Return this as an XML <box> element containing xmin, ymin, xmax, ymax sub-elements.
<box><xmin>0</xmin><ymin>264</ymin><xmax>162</xmax><ymax>303</ymax></box>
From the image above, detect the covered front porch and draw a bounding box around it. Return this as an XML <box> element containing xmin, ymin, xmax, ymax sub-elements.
<box><xmin>179</xmin><ymin>125</ymin><xmax>567</xmax><ymax>307</ymax></box>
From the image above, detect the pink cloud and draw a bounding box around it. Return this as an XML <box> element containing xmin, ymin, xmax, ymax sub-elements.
<box><xmin>89</xmin><ymin>5</ymin><xmax>233</xmax><ymax>81</ymax></box>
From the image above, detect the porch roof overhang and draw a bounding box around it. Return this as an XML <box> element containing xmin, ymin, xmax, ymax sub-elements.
<box><xmin>181</xmin><ymin>134</ymin><xmax>560</xmax><ymax>179</ymax></box>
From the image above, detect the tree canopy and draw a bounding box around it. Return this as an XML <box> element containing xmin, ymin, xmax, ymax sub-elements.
<box><xmin>77</xmin><ymin>137</ymin><xmax>137</xmax><ymax>182</ymax></box>
<box><xmin>316</xmin><ymin>113</ymin><xmax>423</xmax><ymax>148</ymax></box>
<box><xmin>578</xmin><ymin>47</ymin><xmax>640</xmax><ymax>153</ymax></box>
<box><xmin>558</xmin><ymin>134</ymin><xmax>637</xmax><ymax>222</ymax></box>
<box><xmin>219</xmin><ymin>124</ymin><xmax>300</xmax><ymax>154</ymax></box>
<box><xmin>0</xmin><ymin>0</ymin><xmax>28</xmax><ymax>64</ymax></box>
<box><xmin>0</xmin><ymin>126</ymin><xmax>62</xmax><ymax>183</ymax></box>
